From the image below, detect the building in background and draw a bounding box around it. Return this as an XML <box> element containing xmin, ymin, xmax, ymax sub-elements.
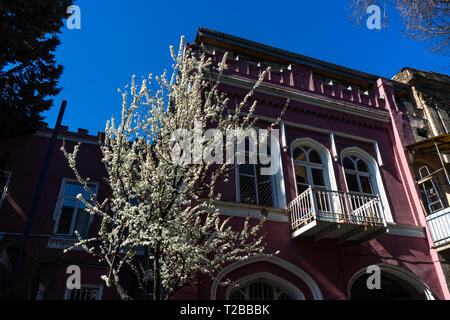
<box><xmin>0</xmin><ymin>125</ymin><xmax>137</xmax><ymax>300</ymax></box>
<box><xmin>393</xmin><ymin>68</ymin><xmax>450</xmax><ymax>291</ymax></box>
<box><xmin>1</xmin><ymin>28</ymin><xmax>449</xmax><ymax>300</ymax></box>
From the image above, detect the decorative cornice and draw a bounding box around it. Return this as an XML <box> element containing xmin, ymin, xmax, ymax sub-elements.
<box><xmin>210</xmin><ymin>72</ymin><xmax>391</xmax><ymax>123</ymax></box>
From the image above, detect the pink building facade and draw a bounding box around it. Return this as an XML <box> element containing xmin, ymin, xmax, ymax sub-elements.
<box><xmin>0</xmin><ymin>28</ymin><xmax>449</xmax><ymax>300</ymax></box>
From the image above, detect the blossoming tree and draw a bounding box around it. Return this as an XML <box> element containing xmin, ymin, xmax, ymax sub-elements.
<box><xmin>61</xmin><ymin>37</ymin><xmax>288</xmax><ymax>300</ymax></box>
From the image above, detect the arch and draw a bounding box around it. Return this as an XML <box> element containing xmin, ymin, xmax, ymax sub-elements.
<box><xmin>347</xmin><ymin>263</ymin><xmax>435</xmax><ymax>300</ymax></box>
<box><xmin>225</xmin><ymin>272</ymin><xmax>305</xmax><ymax>300</ymax></box>
<box><xmin>340</xmin><ymin>147</ymin><xmax>393</xmax><ymax>222</ymax></box>
<box><xmin>290</xmin><ymin>137</ymin><xmax>338</xmax><ymax>195</ymax></box>
<box><xmin>210</xmin><ymin>255</ymin><xmax>323</xmax><ymax>300</ymax></box>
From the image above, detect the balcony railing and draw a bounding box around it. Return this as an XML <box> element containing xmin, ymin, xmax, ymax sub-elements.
<box><xmin>288</xmin><ymin>187</ymin><xmax>387</xmax><ymax>242</ymax></box>
<box><xmin>426</xmin><ymin>207</ymin><xmax>450</xmax><ymax>248</ymax></box>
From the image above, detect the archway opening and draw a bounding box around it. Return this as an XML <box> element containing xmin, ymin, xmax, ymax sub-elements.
<box><xmin>350</xmin><ymin>271</ymin><xmax>426</xmax><ymax>300</ymax></box>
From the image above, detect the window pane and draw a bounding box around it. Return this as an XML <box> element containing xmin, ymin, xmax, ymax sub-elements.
<box><xmin>278</xmin><ymin>292</ymin><xmax>292</xmax><ymax>300</ymax></box>
<box><xmin>64</xmin><ymin>182</ymin><xmax>96</xmax><ymax>199</ymax></box>
<box><xmin>297</xmin><ymin>183</ymin><xmax>309</xmax><ymax>195</ymax></box>
<box><xmin>239</xmin><ymin>175</ymin><xmax>257</xmax><ymax>205</ymax></box>
<box><xmin>309</xmin><ymin>150</ymin><xmax>322</xmax><ymax>164</ymax></box>
<box><xmin>359</xmin><ymin>176</ymin><xmax>373</xmax><ymax>194</ymax></box>
<box><xmin>293</xmin><ymin>148</ymin><xmax>306</xmax><ymax>161</ymax></box>
<box><xmin>311</xmin><ymin>168</ymin><xmax>325</xmax><ymax>187</ymax></box>
<box><xmin>294</xmin><ymin>165</ymin><xmax>308</xmax><ymax>184</ymax></box>
<box><xmin>357</xmin><ymin>159</ymin><xmax>369</xmax><ymax>172</ymax></box>
<box><xmin>230</xmin><ymin>291</ymin><xmax>245</xmax><ymax>300</ymax></box>
<box><xmin>239</xmin><ymin>164</ymin><xmax>255</xmax><ymax>176</ymax></box>
<box><xmin>343</xmin><ymin>157</ymin><xmax>355</xmax><ymax>170</ymax></box>
<box><xmin>57</xmin><ymin>200</ymin><xmax>76</xmax><ymax>234</ymax></box>
<box><xmin>256</xmin><ymin>164</ymin><xmax>273</xmax><ymax>207</ymax></box>
<box><xmin>257</xmin><ymin>164</ymin><xmax>271</xmax><ymax>183</ymax></box>
<box><xmin>0</xmin><ymin>174</ymin><xmax>8</xmax><ymax>190</ymax></box>
<box><xmin>345</xmin><ymin>173</ymin><xmax>360</xmax><ymax>192</ymax></box>
<box><xmin>249</xmin><ymin>282</ymin><xmax>274</xmax><ymax>300</ymax></box>
<box><xmin>257</xmin><ymin>181</ymin><xmax>273</xmax><ymax>207</ymax></box>
<box><xmin>74</xmin><ymin>208</ymin><xmax>90</xmax><ymax>238</ymax></box>
<box><xmin>64</xmin><ymin>182</ymin><xmax>85</xmax><ymax>198</ymax></box>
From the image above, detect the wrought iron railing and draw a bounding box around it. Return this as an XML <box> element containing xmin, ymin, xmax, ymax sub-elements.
<box><xmin>288</xmin><ymin>187</ymin><xmax>385</xmax><ymax>231</ymax></box>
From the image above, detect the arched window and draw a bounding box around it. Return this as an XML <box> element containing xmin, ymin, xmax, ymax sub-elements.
<box><xmin>343</xmin><ymin>156</ymin><xmax>373</xmax><ymax>195</ymax></box>
<box><xmin>229</xmin><ymin>280</ymin><xmax>293</xmax><ymax>300</ymax></box>
<box><xmin>340</xmin><ymin>147</ymin><xmax>393</xmax><ymax>222</ymax></box>
<box><xmin>292</xmin><ymin>146</ymin><xmax>327</xmax><ymax>195</ymax></box>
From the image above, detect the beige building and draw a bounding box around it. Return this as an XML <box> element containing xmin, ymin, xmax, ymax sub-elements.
<box><xmin>394</xmin><ymin>67</ymin><xmax>450</xmax><ymax>289</ymax></box>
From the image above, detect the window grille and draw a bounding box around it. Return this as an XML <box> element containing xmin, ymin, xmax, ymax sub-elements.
<box><xmin>229</xmin><ymin>281</ymin><xmax>292</xmax><ymax>300</ymax></box>
<box><xmin>65</xmin><ymin>286</ymin><xmax>101</xmax><ymax>300</ymax></box>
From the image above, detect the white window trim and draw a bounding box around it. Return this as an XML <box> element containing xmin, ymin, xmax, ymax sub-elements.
<box><xmin>340</xmin><ymin>147</ymin><xmax>393</xmax><ymax>223</ymax></box>
<box><xmin>235</xmin><ymin>129</ymin><xmax>286</xmax><ymax>209</ymax></box>
<box><xmin>289</xmin><ymin>137</ymin><xmax>338</xmax><ymax>195</ymax></box>
<box><xmin>64</xmin><ymin>284</ymin><xmax>103</xmax><ymax>300</ymax></box>
<box><xmin>292</xmin><ymin>146</ymin><xmax>328</xmax><ymax>192</ymax></box>
<box><xmin>53</xmin><ymin>178</ymin><xmax>99</xmax><ymax>237</ymax></box>
<box><xmin>0</xmin><ymin>171</ymin><xmax>12</xmax><ymax>208</ymax></box>
<box><xmin>210</xmin><ymin>255</ymin><xmax>323</xmax><ymax>300</ymax></box>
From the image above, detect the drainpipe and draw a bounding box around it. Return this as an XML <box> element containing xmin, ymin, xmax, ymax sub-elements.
<box><xmin>5</xmin><ymin>100</ymin><xmax>67</xmax><ymax>299</ymax></box>
<box><xmin>412</xmin><ymin>86</ymin><xmax>439</xmax><ymax>137</ymax></box>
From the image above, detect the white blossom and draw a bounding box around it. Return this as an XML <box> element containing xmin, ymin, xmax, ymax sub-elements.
<box><xmin>61</xmin><ymin>37</ymin><xmax>288</xmax><ymax>300</ymax></box>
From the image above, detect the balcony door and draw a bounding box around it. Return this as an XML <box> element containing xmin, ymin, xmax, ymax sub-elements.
<box><xmin>292</xmin><ymin>146</ymin><xmax>327</xmax><ymax>195</ymax></box>
<box><xmin>343</xmin><ymin>156</ymin><xmax>373</xmax><ymax>195</ymax></box>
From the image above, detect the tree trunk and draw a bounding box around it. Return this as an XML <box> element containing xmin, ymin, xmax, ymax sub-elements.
<box><xmin>153</xmin><ymin>242</ymin><xmax>161</xmax><ymax>300</ymax></box>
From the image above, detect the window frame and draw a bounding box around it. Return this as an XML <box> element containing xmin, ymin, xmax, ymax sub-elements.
<box><xmin>289</xmin><ymin>138</ymin><xmax>338</xmax><ymax>198</ymax></box>
<box><xmin>235</xmin><ymin>131</ymin><xmax>278</xmax><ymax>208</ymax></box>
<box><xmin>343</xmin><ymin>156</ymin><xmax>374</xmax><ymax>196</ymax></box>
<box><xmin>340</xmin><ymin>147</ymin><xmax>393</xmax><ymax>223</ymax></box>
<box><xmin>53</xmin><ymin>178</ymin><xmax>99</xmax><ymax>237</ymax></box>
<box><xmin>292</xmin><ymin>146</ymin><xmax>327</xmax><ymax>195</ymax></box>
<box><xmin>0</xmin><ymin>171</ymin><xmax>12</xmax><ymax>208</ymax></box>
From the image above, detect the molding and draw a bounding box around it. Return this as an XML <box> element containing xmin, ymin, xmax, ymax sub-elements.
<box><xmin>347</xmin><ymin>263</ymin><xmax>435</xmax><ymax>300</ymax></box>
<box><xmin>214</xmin><ymin>200</ymin><xmax>288</xmax><ymax>223</ymax></box>
<box><xmin>47</xmin><ymin>235</ymin><xmax>84</xmax><ymax>250</ymax></box>
<box><xmin>210</xmin><ymin>255</ymin><xmax>323</xmax><ymax>300</ymax></box>
<box><xmin>386</xmin><ymin>223</ymin><xmax>426</xmax><ymax>238</ymax></box>
<box><xmin>209</xmin><ymin>72</ymin><xmax>391</xmax><ymax>122</ymax></box>
<box><xmin>231</xmin><ymin>110</ymin><xmax>380</xmax><ymax>145</ymax></box>
<box><xmin>35</xmin><ymin>131</ymin><xmax>101</xmax><ymax>146</ymax></box>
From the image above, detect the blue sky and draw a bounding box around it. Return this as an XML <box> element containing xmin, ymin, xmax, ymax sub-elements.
<box><xmin>44</xmin><ymin>0</ymin><xmax>450</xmax><ymax>135</ymax></box>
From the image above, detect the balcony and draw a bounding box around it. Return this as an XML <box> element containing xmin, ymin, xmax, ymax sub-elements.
<box><xmin>426</xmin><ymin>207</ymin><xmax>450</xmax><ymax>249</ymax></box>
<box><xmin>288</xmin><ymin>187</ymin><xmax>387</xmax><ymax>243</ymax></box>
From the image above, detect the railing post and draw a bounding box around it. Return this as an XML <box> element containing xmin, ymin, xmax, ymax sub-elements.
<box><xmin>309</xmin><ymin>186</ymin><xmax>317</xmax><ymax>220</ymax></box>
<box><xmin>376</xmin><ymin>194</ymin><xmax>387</xmax><ymax>226</ymax></box>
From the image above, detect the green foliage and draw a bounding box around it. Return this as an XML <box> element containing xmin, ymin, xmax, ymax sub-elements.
<box><xmin>0</xmin><ymin>0</ymin><xmax>73</xmax><ymax>137</ymax></box>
